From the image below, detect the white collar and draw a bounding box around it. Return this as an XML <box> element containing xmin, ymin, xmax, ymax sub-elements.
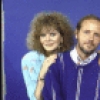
<box><xmin>70</xmin><ymin>47</ymin><xmax>97</xmax><ymax>66</ymax></box>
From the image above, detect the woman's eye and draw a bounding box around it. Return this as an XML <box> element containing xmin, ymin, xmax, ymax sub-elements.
<box><xmin>50</xmin><ymin>33</ymin><xmax>56</xmax><ymax>36</ymax></box>
<box><xmin>40</xmin><ymin>34</ymin><xmax>46</xmax><ymax>37</ymax></box>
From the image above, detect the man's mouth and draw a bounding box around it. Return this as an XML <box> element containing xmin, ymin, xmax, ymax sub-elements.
<box><xmin>85</xmin><ymin>42</ymin><xmax>94</xmax><ymax>47</ymax></box>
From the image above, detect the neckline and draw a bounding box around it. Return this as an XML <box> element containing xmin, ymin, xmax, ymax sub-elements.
<box><xmin>64</xmin><ymin>51</ymin><xmax>99</xmax><ymax>68</ymax></box>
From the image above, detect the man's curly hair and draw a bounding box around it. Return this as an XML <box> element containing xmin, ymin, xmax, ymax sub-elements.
<box><xmin>26</xmin><ymin>12</ymin><xmax>74</xmax><ymax>56</ymax></box>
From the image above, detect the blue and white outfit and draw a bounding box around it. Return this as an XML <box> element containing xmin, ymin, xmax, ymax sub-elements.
<box><xmin>21</xmin><ymin>51</ymin><xmax>45</xmax><ymax>100</ymax></box>
<box><xmin>42</xmin><ymin>48</ymin><xmax>100</xmax><ymax>100</ymax></box>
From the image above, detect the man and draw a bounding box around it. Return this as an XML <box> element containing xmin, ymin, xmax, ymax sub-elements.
<box><xmin>42</xmin><ymin>15</ymin><xmax>100</xmax><ymax>100</ymax></box>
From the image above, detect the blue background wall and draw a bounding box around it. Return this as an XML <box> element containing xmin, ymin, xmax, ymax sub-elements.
<box><xmin>4</xmin><ymin>0</ymin><xmax>100</xmax><ymax>100</ymax></box>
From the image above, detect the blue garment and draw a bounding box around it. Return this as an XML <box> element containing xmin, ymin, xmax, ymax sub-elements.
<box><xmin>42</xmin><ymin>51</ymin><xmax>100</xmax><ymax>100</ymax></box>
<box><xmin>21</xmin><ymin>51</ymin><xmax>45</xmax><ymax>100</ymax></box>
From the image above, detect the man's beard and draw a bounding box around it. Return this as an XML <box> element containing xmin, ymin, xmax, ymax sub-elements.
<box><xmin>79</xmin><ymin>43</ymin><xmax>95</xmax><ymax>55</ymax></box>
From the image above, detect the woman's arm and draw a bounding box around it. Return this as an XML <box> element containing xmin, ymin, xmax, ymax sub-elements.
<box><xmin>35</xmin><ymin>54</ymin><xmax>57</xmax><ymax>100</ymax></box>
<box><xmin>21</xmin><ymin>56</ymin><xmax>37</xmax><ymax>100</ymax></box>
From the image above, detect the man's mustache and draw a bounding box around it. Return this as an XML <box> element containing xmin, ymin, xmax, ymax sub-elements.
<box><xmin>84</xmin><ymin>41</ymin><xmax>94</xmax><ymax>46</ymax></box>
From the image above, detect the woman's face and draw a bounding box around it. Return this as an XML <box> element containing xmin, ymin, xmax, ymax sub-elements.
<box><xmin>40</xmin><ymin>27</ymin><xmax>63</xmax><ymax>53</ymax></box>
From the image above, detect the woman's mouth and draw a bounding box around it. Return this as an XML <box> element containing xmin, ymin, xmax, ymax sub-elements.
<box><xmin>45</xmin><ymin>43</ymin><xmax>54</xmax><ymax>46</ymax></box>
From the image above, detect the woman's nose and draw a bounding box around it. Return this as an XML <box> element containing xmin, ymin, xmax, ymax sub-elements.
<box><xmin>45</xmin><ymin>34</ymin><xmax>50</xmax><ymax>40</ymax></box>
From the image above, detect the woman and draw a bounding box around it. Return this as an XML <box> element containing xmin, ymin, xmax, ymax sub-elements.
<box><xmin>21</xmin><ymin>12</ymin><xmax>74</xmax><ymax>100</ymax></box>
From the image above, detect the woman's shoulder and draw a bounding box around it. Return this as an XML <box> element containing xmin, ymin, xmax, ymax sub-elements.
<box><xmin>21</xmin><ymin>50</ymin><xmax>45</xmax><ymax>62</ymax></box>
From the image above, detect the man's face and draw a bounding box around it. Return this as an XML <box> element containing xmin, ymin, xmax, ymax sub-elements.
<box><xmin>76</xmin><ymin>19</ymin><xmax>100</xmax><ymax>55</ymax></box>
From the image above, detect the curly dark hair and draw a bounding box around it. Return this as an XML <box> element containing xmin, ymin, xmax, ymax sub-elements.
<box><xmin>26</xmin><ymin>12</ymin><xmax>74</xmax><ymax>56</ymax></box>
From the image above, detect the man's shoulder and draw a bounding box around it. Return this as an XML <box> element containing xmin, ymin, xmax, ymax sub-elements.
<box><xmin>49</xmin><ymin>51</ymin><xmax>71</xmax><ymax>71</ymax></box>
<box><xmin>63</xmin><ymin>50</ymin><xmax>70</xmax><ymax>56</ymax></box>
<box><xmin>59</xmin><ymin>51</ymin><xmax>71</xmax><ymax>61</ymax></box>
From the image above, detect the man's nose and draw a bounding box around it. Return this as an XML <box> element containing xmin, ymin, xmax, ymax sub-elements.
<box><xmin>89</xmin><ymin>34</ymin><xmax>94</xmax><ymax>41</ymax></box>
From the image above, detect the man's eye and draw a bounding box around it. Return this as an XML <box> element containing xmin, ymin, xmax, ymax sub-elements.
<box><xmin>84</xmin><ymin>30</ymin><xmax>90</xmax><ymax>34</ymax></box>
<box><xmin>94</xmin><ymin>33</ymin><xmax>100</xmax><ymax>37</ymax></box>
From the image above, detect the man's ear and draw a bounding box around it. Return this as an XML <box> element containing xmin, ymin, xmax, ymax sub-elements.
<box><xmin>75</xmin><ymin>30</ymin><xmax>78</xmax><ymax>39</ymax></box>
<box><xmin>97</xmin><ymin>50</ymin><xmax>100</xmax><ymax>53</ymax></box>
